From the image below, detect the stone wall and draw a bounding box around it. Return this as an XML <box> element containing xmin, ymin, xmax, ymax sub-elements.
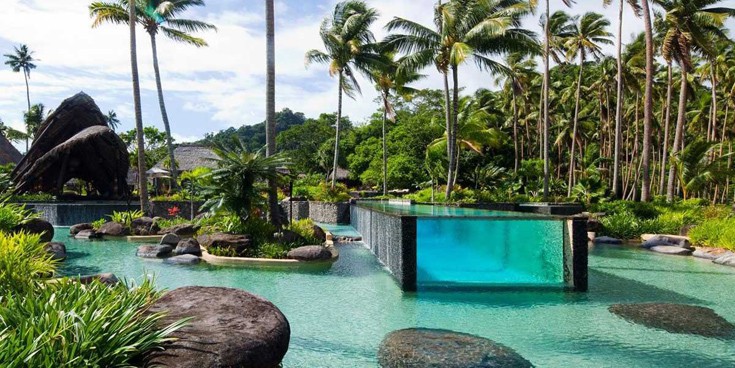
<box><xmin>309</xmin><ymin>201</ymin><xmax>350</xmax><ymax>224</ymax></box>
<box><xmin>280</xmin><ymin>201</ymin><xmax>310</xmax><ymax>223</ymax></box>
<box><xmin>20</xmin><ymin>201</ymin><xmax>132</xmax><ymax>226</ymax></box>
<box><xmin>150</xmin><ymin>200</ymin><xmax>205</xmax><ymax>220</ymax></box>
<box><xmin>351</xmin><ymin>205</ymin><xmax>417</xmax><ymax>291</ymax></box>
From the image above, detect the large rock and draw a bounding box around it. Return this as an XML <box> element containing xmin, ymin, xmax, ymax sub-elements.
<box><xmin>693</xmin><ymin>248</ymin><xmax>732</xmax><ymax>261</ymax></box>
<box><xmin>649</xmin><ymin>246</ymin><xmax>693</xmax><ymax>256</ymax></box>
<box><xmin>714</xmin><ymin>253</ymin><xmax>735</xmax><ymax>267</ymax></box>
<box><xmin>174</xmin><ymin>238</ymin><xmax>202</xmax><ymax>256</ymax></box>
<box><xmin>97</xmin><ymin>221</ymin><xmax>130</xmax><ymax>236</ymax></box>
<box><xmin>287</xmin><ymin>246</ymin><xmax>332</xmax><ymax>261</ymax></box>
<box><xmin>159</xmin><ymin>223</ymin><xmax>199</xmax><ymax>237</ymax></box>
<box><xmin>14</xmin><ymin>218</ymin><xmax>54</xmax><ymax>243</ymax></box>
<box><xmin>378</xmin><ymin>328</ymin><xmax>533</xmax><ymax>368</ymax></box>
<box><xmin>10</xmin><ymin>93</ymin><xmax>129</xmax><ymax>199</ymax></box>
<box><xmin>77</xmin><ymin>273</ymin><xmax>119</xmax><ymax>286</ymax></box>
<box><xmin>145</xmin><ymin>286</ymin><xmax>290</xmax><ymax>368</ymax></box>
<box><xmin>160</xmin><ymin>233</ymin><xmax>182</xmax><ymax>246</ymax></box>
<box><xmin>197</xmin><ymin>233</ymin><xmax>252</xmax><ymax>255</ymax></box>
<box><xmin>313</xmin><ymin>225</ymin><xmax>327</xmax><ymax>242</ymax></box>
<box><xmin>75</xmin><ymin>229</ymin><xmax>101</xmax><ymax>240</ymax></box>
<box><xmin>131</xmin><ymin>216</ymin><xmax>159</xmax><ymax>236</ymax></box>
<box><xmin>136</xmin><ymin>244</ymin><xmax>173</xmax><ymax>258</ymax></box>
<box><xmin>642</xmin><ymin>234</ymin><xmax>692</xmax><ymax>250</ymax></box>
<box><xmin>609</xmin><ymin>303</ymin><xmax>735</xmax><ymax>338</ymax></box>
<box><xmin>163</xmin><ymin>254</ymin><xmax>201</xmax><ymax>265</ymax></box>
<box><xmin>44</xmin><ymin>242</ymin><xmax>66</xmax><ymax>260</ymax></box>
<box><xmin>70</xmin><ymin>223</ymin><xmax>93</xmax><ymax>235</ymax></box>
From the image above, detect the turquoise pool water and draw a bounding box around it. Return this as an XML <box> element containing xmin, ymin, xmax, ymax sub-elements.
<box><xmin>57</xmin><ymin>228</ymin><xmax>735</xmax><ymax>367</ymax></box>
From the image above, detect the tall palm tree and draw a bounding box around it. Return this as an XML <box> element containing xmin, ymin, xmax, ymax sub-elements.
<box><xmin>127</xmin><ymin>0</ymin><xmax>149</xmax><ymax>211</ymax></box>
<box><xmin>639</xmin><ymin>0</ymin><xmax>655</xmax><ymax>201</ymax></box>
<box><xmin>306</xmin><ymin>0</ymin><xmax>382</xmax><ymax>188</ymax></box>
<box><xmin>0</xmin><ymin>119</ymin><xmax>27</xmax><ymax>143</ymax></box>
<box><xmin>368</xmin><ymin>47</ymin><xmax>424</xmax><ymax>195</ymax></box>
<box><xmin>3</xmin><ymin>44</ymin><xmax>37</xmax><ymax>152</ymax></box>
<box><xmin>23</xmin><ymin>103</ymin><xmax>45</xmax><ymax>143</ymax></box>
<box><xmin>90</xmin><ymin>0</ymin><xmax>216</xmax><ymax>188</ymax></box>
<box><xmin>563</xmin><ymin>12</ymin><xmax>613</xmax><ymax>197</ymax></box>
<box><xmin>106</xmin><ymin>110</ymin><xmax>121</xmax><ymax>131</ymax></box>
<box><xmin>388</xmin><ymin>0</ymin><xmax>537</xmax><ymax>198</ymax></box>
<box><xmin>657</xmin><ymin>0</ymin><xmax>735</xmax><ymax>201</ymax></box>
<box><xmin>265</xmin><ymin>0</ymin><xmax>278</xmax><ymax>226</ymax></box>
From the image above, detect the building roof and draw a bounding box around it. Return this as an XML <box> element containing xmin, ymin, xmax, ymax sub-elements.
<box><xmin>0</xmin><ymin>135</ymin><xmax>22</xmax><ymax>165</ymax></box>
<box><xmin>328</xmin><ymin>166</ymin><xmax>350</xmax><ymax>181</ymax></box>
<box><xmin>153</xmin><ymin>145</ymin><xmax>219</xmax><ymax>172</ymax></box>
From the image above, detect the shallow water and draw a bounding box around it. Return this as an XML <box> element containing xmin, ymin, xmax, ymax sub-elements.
<box><xmin>56</xmin><ymin>228</ymin><xmax>735</xmax><ymax>367</ymax></box>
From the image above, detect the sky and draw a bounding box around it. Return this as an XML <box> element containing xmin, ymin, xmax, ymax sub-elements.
<box><xmin>0</xmin><ymin>0</ymin><xmax>732</xmax><ymax>151</ymax></box>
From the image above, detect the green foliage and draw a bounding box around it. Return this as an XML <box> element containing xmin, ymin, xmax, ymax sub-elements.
<box><xmin>199</xmin><ymin>214</ymin><xmax>276</xmax><ymax>246</ymax></box>
<box><xmin>119</xmin><ymin>127</ymin><xmax>170</xmax><ymax>170</ymax></box>
<box><xmin>204</xmin><ymin>108</ymin><xmax>307</xmax><ymax>152</ymax></box>
<box><xmin>156</xmin><ymin>216</ymin><xmax>191</xmax><ymax>230</ymax></box>
<box><xmin>257</xmin><ymin>242</ymin><xmax>292</xmax><ymax>259</ymax></box>
<box><xmin>10</xmin><ymin>193</ymin><xmax>56</xmax><ymax>202</ymax></box>
<box><xmin>206</xmin><ymin>246</ymin><xmax>239</xmax><ymax>257</ymax></box>
<box><xmin>310</xmin><ymin>182</ymin><xmax>351</xmax><ymax>203</ymax></box>
<box><xmin>0</xmin><ymin>202</ymin><xmax>40</xmax><ymax>233</ymax></box>
<box><xmin>108</xmin><ymin>210</ymin><xmax>145</xmax><ymax>228</ymax></box>
<box><xmin>0</xmin><ymin>232</ymin><xmax>56</xmax><ymax>296</ymax></box>
<box><xmin>690</xmin><ymin>218</ymin><xmax>735</xmax><ymax>251</ymax></box>
<box><xmin>0</xmin><ymin>279</ymin><xmax>185</xmax><ymax>367</ymax></box>
<box><xmin>286</xmin><ymin>219</ymin><xmax>321</xmax><ymax>245</ymax></box>
<box><xmin>91</xmin><ymin>218</ymin><xmax>106</xmax><ymax>231</ymax></box>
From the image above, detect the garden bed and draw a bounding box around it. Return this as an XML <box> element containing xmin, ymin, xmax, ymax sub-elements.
<box><xmin>201</xmin><ymin>246</ymin><xmax>338</xmax><ymax>268</ymax></box>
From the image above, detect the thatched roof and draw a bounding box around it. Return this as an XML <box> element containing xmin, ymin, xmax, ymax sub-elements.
<box><xmin>0</xmin><ymin>135</ymin><xmax>22</xmax><ymax>165</ymax></box>
<box><xmin>11</xmin><ymin>92</ymin><xmax>130</xmax><ymax>199</ymax></box>
<box><xmin>153</xmin><ymin>144</ymin><xmax>218</xmax><ymax>172</ymax></box>
<box><xmin>328</xmin><ymin>166</ymin><xmax>350</xmax><ymax>181</ymax></box>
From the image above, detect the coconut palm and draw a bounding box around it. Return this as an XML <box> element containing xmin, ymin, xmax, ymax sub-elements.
<box><xmin>369</xmin><ymin>46</ymin><xmax>424</xmax><ymax>195</ymax></box>
<box><xmin>90</xmin><ymin>0</ymin><xmax>216</xmax><ymax>189</ymax></box>
<box><xmin>23</xmin><ymin>103</ymin><xmax>46</xmax><ymax>142</ymax></box>
<box><xmin>106</xmin><ymin>110</ymin><xmax>121</xmax><ymax>131</ymax></box>
<box><xmin>127</xmin><ymin>1</ymin><xmax>149</xmax><ymax>211</ymax></box>
<box><xmin>672</xmin><ymin>140</ymin><xmax>733</xmax><ymax>199</ymax></box>
<box><xmin>265</xmin><ymin>0</ymin><xmax>278</xmax><ymax>226</ymax></box>
<box><xmin>563</xmin><ymin>12</ymin><xmax>613</xmax><ymax>197</ymax></box>
<box><xmin>306</xmin><ymin>0</ymin><xmax>382</xmax><ymax>188</ymax></box>
<box><xmin>3</xmin><ymin>44</ymin><xmax>37</xmax><ymax>152</ymax></box>
<box><xmin>638</xmin><ymin>0</ymin><xmax>655</xmax><ymax>201</ymax></box>
<box><xmin>0</xmin><ymin>119</ymin><xmax>26</xmax><ymax>143</ymax></box>
<box><xmin>656</xmin><ymin>0</ymin><xmax>735</xmax><ymax>201</ymax></box>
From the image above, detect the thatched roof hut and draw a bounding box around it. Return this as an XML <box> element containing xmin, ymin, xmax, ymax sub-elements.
<box><xmin>0</xmin><ymin>135</ymin><xmax>22</xmax><ymax>165</ymax></box>
<box><xmin>153</xmin><ymin>144</ymin><xmax>218</xmax><ymax>173</ymax></box>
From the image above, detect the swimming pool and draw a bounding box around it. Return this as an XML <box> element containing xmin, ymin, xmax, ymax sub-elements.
<box><xmin>57</xmin><ymin>228</ymin><xmax>735</xmax><ymax>367</ymax></box>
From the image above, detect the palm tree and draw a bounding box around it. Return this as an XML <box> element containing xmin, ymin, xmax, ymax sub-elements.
<box><xmin>368</xmin><ymin>47</ymin><xmax>424</xmax><ymax>195</ymax></box>
<box><xmin>90</xmin><ymin>0</ymin><xmax>216</xmax><ymax>189</ymax></box>
<box><xmin>127</xmin><ymin>0</ymin><xmax>149</xmax><ymax>211</ymax></box>
<box><xmin>672</xmin><ymin>140</ymin><xmax>733</xmax><ymax>200</ymax></box>
<box><xmin>563</xmin><ymin>12</ymin><xmax>613</xmax><ymax>197</ymax></box>
<box><xmin>306</xmin><ymin>0</ymin><xmax>382</xmax><ymax>188</ymax></box>
<box><xmin>3</xmin><ymin>44</ymin><xmax>37</xmax><ymax>152</ymax></box>
<box><xmin>639</xmin><ymin>0</ymin><xmax>655</xmax><ymax>201</ymax></box>
<box><xmin>657</xmin><ymin>0</ymin><xmax>735</xmax><ymax>201</ymax></box>
<box><xmin>388</xmin><ymin>0</ymin><xmax>537</xmax><ymax>198</ymax></box>
<box><xmin>23</xmin><ymin>103</ymin><xmax>45</xmax><ymax>142</ymax></box>
<box><xmin>0</xmin><ymin>119</ymin><xmax>26</xmax><ymax>143</ymax></box>
<box><xmin>106</xmin><ymin>110</ymin><xmax>121</xmax><ymax>131</ymax></box>
<box><xmin>265</xmin><ymin>0</ymin><xmax>278</xmax><ymax>226</ymax></box>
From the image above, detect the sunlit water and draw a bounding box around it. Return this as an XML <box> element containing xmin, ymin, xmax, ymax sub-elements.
<box><xmin>56</xmin><ymin>228</ymin><xmax>735</xmax><ymax>367</ymax></box>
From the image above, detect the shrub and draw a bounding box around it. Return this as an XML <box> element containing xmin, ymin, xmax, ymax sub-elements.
<box><xmin>258</xmin><ymin>242</ymin><xmax>292</xmax><ymax>259</ymax></box>
<box><xmin>310</xmin><ymin>182</ymin><xmax>351</xmax><ymax>203</ymax></box>
<box><xmin>207</xmin><ymin>246</ymin><xmax>239</xmax><ymax>257</ymax></box>
<box><xmin>156</xmin><ymin>216</ymin><xmax>191</xmax><ymax>230</ymax></box>
<box><xmin>599</xmin><ymin>211</ymin><xmax>642</xmax><ymax>240</ymax></box>
<box><xmin>689</xmin><ymin>218</ymin><xmax>735</xmax><ymax>251</ymax></box>
<box><xmin>0</xmin><ymin>232</ymin><xmax>56</xmax><ymax>296</ymax></box>
<box><xmin>0</xmin><ymin>279</ymin><xmax>185</xmax><ymax>367</ymax></box>
<box><xmin>108</xmin><ymin>210</ymin><xmax>145</xmax><ymax>227</ymax></box>
<box><xmin>286</xmin><ymin>219</ymin><xmax>320</xmax><ymax>245</ymax></box>
<box><xmin>0</xmin><ymin>202</ymin><xmax>40</xmax><ymax>233</ymax></box>
<box><xmin>91</xmin><ymin>218</ymin><xmax>106</xmax><ymax>230</ymax></box>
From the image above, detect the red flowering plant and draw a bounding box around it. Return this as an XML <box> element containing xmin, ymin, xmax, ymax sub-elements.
<box><xmin>167</xmin><ymin>206</ymin><xmax>181</xmax><ymax>217</ymax></box>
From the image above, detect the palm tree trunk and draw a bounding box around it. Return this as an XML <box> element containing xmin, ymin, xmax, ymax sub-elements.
<box><xmin>265</xmin><ymin>0</ymin><xmax>279</xmax><ymax>226</ymax></box>
<box><xmin>640</xmin><ymin>0</ymin><xmax>654</xmax><ymax>202</ymax></box>
<box><xmin>612</xmin><ymin>0</ymin><xmax>625</xmax><ymax>199</ymax></box>
<box><xmin>445</xmin><ymin>65</ymin><xmax>459</xmax><ymax>197</ymax></box>
<box><xmin>443</xmin><ymin>71</ymin><xmax>453</xmax><ymax>195</ymax></box>
<box><xmin>129</xmin><ymin>2</ymin><xmax>149</xmax><ymax>212</ymax></box>
<box><xmin>382</xmin><ymin>93</ymin><xmax>388</xmax><ymax>196</ymax></box>
<box><xmin>332</xmin><ymin>71</ymin><xmax>344</xmax><ymax>189</ymax></box>
<box><xmin>149</xmin><ymin>33</ymin><xmax>179</xmax><ymax>190</ymax></box>
<box><xmin>513</xmin><ymin>91</ymin><xmax>519</xmax><ymax>172</ymax></box>
<box><xmin>567</xmin><ymin>54</ymin><xmax>585</xmax><ymax>198</ymax></box>
<box><xmin>23</xmin><ymin>71</ymin><xmax>30</xmax><ymax>152</ymax></box>
<box><xmin>543</xmin><ymin>0</ymin><xmax>551</xmax><ymax>201</ymax></box>
<box><xmin>667</xmin><ymin>68</ymin><xmax>688</xmax><ymax>202</ymax></box>
<box><xmin>710</xmin><ymin>68</ymin><xmax>717</xmax><ymax>142</ymax></box>
<box><xmin>659</xmin><ymin>63</ymin><xmax>673</xmax><ymax>195</ymax></box>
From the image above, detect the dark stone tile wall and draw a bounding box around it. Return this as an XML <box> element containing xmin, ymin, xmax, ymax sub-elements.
<box><xmin>351</xmin><ymin>205</ymin><xmax>417</xmax><ymax>291</ymax></box>
<box><xmin>280</xmin><ymin>201</ymin><xmax>310</xmax><ymax>222</ymax></box>
<box><xmin>309</xmin><ymin>202</ymin><xmax>350</xmax><ymax>224</ymax></box>
<box><xmin>20</xmin><ymin>202</ymin><xmax>133</xmax><ymax>226</ymax></box>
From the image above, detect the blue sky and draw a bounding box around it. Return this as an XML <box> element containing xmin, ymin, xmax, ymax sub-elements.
<box><xmin>0</xmin><ymin>0</ymin><xmax>729</xmax><ymax>151</ymax></box>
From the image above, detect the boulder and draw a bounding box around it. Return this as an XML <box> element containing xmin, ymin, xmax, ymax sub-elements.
<box><xmin>276</xmin><ymin>229</ymin><xmax>305</xmax><ymax>245</ymax></box>
<box><xmin>313</xmin><ymin>225</ymin><xmax>327</xmax><ymax>242</ymax></box>
<box><xmin>160</xmin><ymin>233</ymin><xmax>182</xmax><ymax>246</ymax></box>
<box><xmin>714</xmin><ymin>253</ymin><xmax>735</xmax><ymax>267</ymax></box>
<box><xmin>136</xmin><ymin>244</ymin><xmax>173</xmax><ymax>258</ymax></box>
<box><xmin>70</xmin><ymin>223</ymin><xmax>93</xmax><ymax>235</ymax></box>
<box><xmin>97</xmin><ymin>221</ymin><xmax>130</xmax><ymax>236</ymax></box>
<box><xmin>144</xmin><ymin>286</ymin><xmax>290</xmax><ymax>368</ymax></box>
<box><xmin>197</xmin><ymin>233</ymin><xmax>252</xmax><ymax>255</ymax></box>
<box><xmin>44</xmin><ymin>242</ymin><xmax>66</xmax><ymax>260</ymax></box>
<box><xmin>175</xmin><ymin>238</ymin><xmax>202</xmax><ymax>256</ymax></box>
<box><xmin>287</xmin><ymin>246</ymin><xmax>333</xmax><ymax>261</ymax></box>
<box><xmin>159</xmin><ymin>223</ymin><xmax>199</xmax><ymax>237</ymax></box>
<box><xmin>594</xmin><ymin>236</ymin><xmax>623</xmax><ymax>245</ymax></box>
<box><xmin>609</xmin><ymin>303</ymin><xmax>735</xmax><ymax>338</ymax></box>
<box><xmin>131</xmin><ymin>216</ymin><xmax>160</xmax><ymax>236</ymax></box>
<box><xmin>74</xmin><ymin>229</ymin><xmax>101</xmax><ymax>240</ymax></box>
<box><xmin>693</xmin><ymin>248</ymin><xmax>731</xmax><ymax>261</ymax></box>
<box><xmin>163</xmin><ymin>254</ymin><xmax>201</xmax><ymax>265</ymax></box>
<box><xmin>10</xmin><ymin>93</ymin><xmax>129</xmax><ymax>199</ymax></box>
<box><xmin>378</xmin><ymin>328</ymin><xmax>533</xmax><ymax>368</ymax></box>
<box><xmin>641</xmin><ymin>234</ymin><xmax>692</xmax><ymax>250</ymax></box>
<box><xmin>14</xmin><ymin>218</ymin><xmax>54</xmax><ymax>243</ymax></box>
<box><xmin>649</xmin><ymin>246</ymin><xmax>693</xmax><ymax>256</ymax></box>
<box><xmin>78</xmin><ymin>273</ymin><xmax>119</xmax><ymax>286</ymax></box>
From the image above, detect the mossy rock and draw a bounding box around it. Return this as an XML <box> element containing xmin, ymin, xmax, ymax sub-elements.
<box><xmin>609</xmin><ymin>303</ymin><xmax>735</xmax><ymax>338</ymax></box>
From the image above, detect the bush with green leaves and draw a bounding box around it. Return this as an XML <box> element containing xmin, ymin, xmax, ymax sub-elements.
<box><xmin>257</xmin><ymin>242</ymin><xmax>293</xmax><ymax>259</ymax></box>
<box><xmin>0</xmin><ymin>278</ymin><xmax>185</xmax><ymax>367</ymax></box>
<box><xmin>0</xmin><ymin>232</ymin><xmax>56</xmax><ymax>296</ymax></box>
<box><xmin>108</xmin><ymin>210</ymin><xmax>145</xmax><ymax>227</ymax></box>
<box><xmin>310</xmin><ymin>182</ymin><xmax>351</xmax><ymax>203</ymax></box>
<box><xmin>0</xmin><ymin>202</ymin><xmax>40</xmax><ymax>233</ymax></box>
<box><xmin>286</xmin><ymin>219</ymin><xmax>321</xmax><ymax>245</ymax></box>
<box><xmin>689</xmin><ymin>218</ymin><xmax>735</xmax><ymax>251</ymax></box>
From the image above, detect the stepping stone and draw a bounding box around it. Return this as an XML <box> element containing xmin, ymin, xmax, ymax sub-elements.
<box><xmin>609</xmin><ymin>303</ymin><xmax>735</xmax><ymax>338</ymax></box>
<box><xmin>649</xmin><ymin>246</ymin><xmax>693</xmax><ymax>256</ymax></box>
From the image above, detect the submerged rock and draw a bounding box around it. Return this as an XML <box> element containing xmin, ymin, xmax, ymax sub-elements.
<box><xmin>693</xmin><ymin>248</ymin><xmax>731</xmax><ymax>261</ymax></box>
<box><xmin>97</xmin><ymin>221</ymin><xmax>130</xmax><ymax>236</ymax></box>
<box><xmin>609</xmin><ymin>303</ymin><xmax>735</xmax><ymax>338</ymax></box>
<box><xmin>14</xmin><ymin>218</ymin><xmax>55</xmax><ymax>243</ymax></box>
<box><xmin>287</xmin><ymin>245</ymin><xmax>332</xmax><ymax>261</ymax></box>
<box><xmin>144</xmin><ymin>286</ymin><xmax>290</xmax><ymax>368</ymax></box>
<box><xmin>70</xmin><ymin>223</ymin><xmax>93</xmax><ymax>235</ymax></box>
<box><xmin>649</xmin><ymin>246</ymin><xmax>693</xmax><ymax>256</ymax></box>
<box><xmin>594</xmin><ymin>236</ymin><xmax>623</xmax><ymax>245</ymax></box>
<box><xmin>378</xmin><ymin>328</ymin><xmax>533</xmax><ymax>368</ymax></box>
<box><xmin>174</xmin><ymin>238</ymin><xmax>202</xmax><ymax>256</ymax></box>
<box><xmin>44</xmin><ymin>242</ymin><xmax>66</xmax><ymax>260</ymax></box>
<box><xmin>136</xmin><ymin>244</ymin><xmax>173</xmax><ymax>258</ymax></box>
<box><xmin>74</xmin><ymin>229</ymin><xmax>101</xmax><ymax>240</ymax></box>
<box><xmin>714</xmin><ymin>253</ymin><xmax>735</xmax><ymax>267</ymax></box>
<box><xmin>163</xmin><ymin>254</ymin><xmax>200</xmax><ymax>265</ymax></box>
<box><xmin>78</xmin><ymin>273</ymin><xmax>119</xmax><ymax>286</ymax></box>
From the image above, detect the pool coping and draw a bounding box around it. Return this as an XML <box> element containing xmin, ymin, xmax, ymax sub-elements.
<box><xmin>353</xmin><ymin>201</ymin><xmax>570</xmax><ymax>221</ymax></box>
